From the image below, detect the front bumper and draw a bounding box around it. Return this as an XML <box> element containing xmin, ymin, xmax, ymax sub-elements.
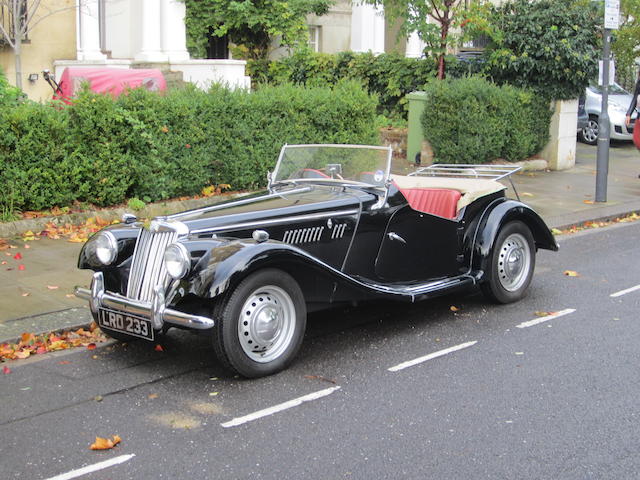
<box><xmin>75</xmin><ymin>272</ymin><xmax>215</xmax><ymax>331</ymax></box>
<box><xmin>609</xmin><ymin>110</ymin><xmax>635</xmax><ymax>140</ymax></box>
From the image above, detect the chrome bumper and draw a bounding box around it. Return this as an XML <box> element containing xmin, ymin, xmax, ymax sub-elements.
<box><xmin>75</xmin><ymin>272</ymin><xmax>214</xmax><ymax>331</ymax></box>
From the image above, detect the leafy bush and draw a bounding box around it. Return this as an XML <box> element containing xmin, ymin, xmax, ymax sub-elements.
<box><xmin>484</xmin><ymin>0</ymin><xmax>600</xmax><ymax>101</ymax></box>
<box><xmin>421</xmin><ymin>77</ymin><xmax>551</xmax><ymax>164</ymax></box>
<box><xmin>249</xmin><ymin>50</ymin><xmax>438</xmax><ymax>118</ymax></box>
<box><xmin>0</xmin><ymin>66</ymin><xmax>24</xmax><ymax>106</ymax></box>
<box><xmin>0</xmin><ymin>82</ymin><xmax>378</xmax><ymax>214</ymax></box>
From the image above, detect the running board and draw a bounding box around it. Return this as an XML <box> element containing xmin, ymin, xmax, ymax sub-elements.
<box><xmin>355</xmin><ymin>275</ymin><xmax>477</xmax><ymax>302</ymax></box>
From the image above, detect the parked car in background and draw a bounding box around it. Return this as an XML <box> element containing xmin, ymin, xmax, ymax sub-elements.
<box><xmin>43</xmin><ymin>67</ymin><xmax>166</xmax><ymax>104</ymax></box>
<box><xmin>577</xmin><ymin>96</ymin><xmax>588</xmax><ymax>132</ymax></box>
<box><xmin>578</xmin><ymin>82</ymin><xmax>636</xmax><ymax>145</ymax></box>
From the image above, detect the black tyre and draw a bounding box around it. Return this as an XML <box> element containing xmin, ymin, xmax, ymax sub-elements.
<box><xmin>481</xmin><ymin>221</ymin><xmax>536</xmax><ymax>304</ymax></box>
<box><xmin>211</xmin><ymin>268</ymin><xmax>306</xmax><ymax>378</ymax></box>
<box><xmin>578</xmin><ymin>115</ymin><xmax>598</xmax><ymax>145</ymax></box>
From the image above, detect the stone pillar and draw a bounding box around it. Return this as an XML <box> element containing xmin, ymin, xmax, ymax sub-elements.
<box><xmin>543</xmin><ymin>99</ymin><xmax>578</xmax><ymax>170</ymax></box>
<box><xmin>350</xmin><ymin>2</ymin><xmax>385</xmax><ymax>54</ymax></box>
<box><xmin>134</xmin><ymin>0</ymin><xmax>167</xmax><ymax>62</ymax></box>
<box><xmin>77</xmin><ymin>0</ymin><xmax>106</xmax><ymax>60</ymax></box>
<box><xmin>161</xmin><ymin>0</ymin><xmax>190</xmax><ymax>62</ymax></box>
<box><xmin>405</xmin><ymin>32</ymin><xmax>425</xmax><ymax>58</ymax></box>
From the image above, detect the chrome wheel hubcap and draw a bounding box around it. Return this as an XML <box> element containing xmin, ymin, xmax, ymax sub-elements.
<box><xmin>497</xmin><ymin>233</ymin><xmax>531</xmax><ymax>292</ymax></box>
<box><xmin>238</xmin><ymin>285</ymin><xmax>296</xmax><ymax>363</ymax></box>
<box><xmin>583</xmin><ymin>120</ymin><xmax>598</xmax><ymax>143</ymax></box>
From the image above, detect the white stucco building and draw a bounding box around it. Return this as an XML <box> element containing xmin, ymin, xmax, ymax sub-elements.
<box><xmin>56</xmin><ymin>0</ymin><xmax>250</xmax><ymax>90</ymax></box>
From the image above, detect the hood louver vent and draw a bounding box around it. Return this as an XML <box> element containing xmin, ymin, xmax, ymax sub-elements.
<box><xmin>331</xmin><ymin>223</ymin><xmax>347</xmax><ymax>239</ymax></box>
<box><xmin>283</xmin><ymin>226</ymin><xmax>324</xmax><ymax>244</ymax></box>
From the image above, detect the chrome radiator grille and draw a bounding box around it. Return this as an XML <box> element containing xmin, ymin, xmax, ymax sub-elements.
<box><xmin>127</xmin><ymin>229</ymin><xmax>178</xmax><ymax>302</ymax></box>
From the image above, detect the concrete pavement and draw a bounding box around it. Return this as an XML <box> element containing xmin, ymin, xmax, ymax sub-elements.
<box><xmin>0</xmin><ymin>140</ymin><xmax>639</xmax><ymax>343</ymax></box>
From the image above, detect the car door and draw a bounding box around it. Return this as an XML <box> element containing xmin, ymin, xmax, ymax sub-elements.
<box><xmin>374</xmin><ymin>205</ymin><xmax>462</xmax><ymax>282</ymax></box>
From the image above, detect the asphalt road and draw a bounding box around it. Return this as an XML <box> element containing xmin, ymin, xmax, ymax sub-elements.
<box><xmin>2</xmin><ymin>221</ymin><xmax>640</xmax><ymax>480</ymax></box>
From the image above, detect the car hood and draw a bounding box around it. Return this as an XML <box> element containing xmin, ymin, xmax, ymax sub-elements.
<box><xmin>164</xmin><ymin>185</ymin><xmax>376</xmax><ymax>237</ymax></box>
<box><xmin>586</xmin><ymin>91</ymin><xmax>633</xmax><ymax>113</ymax></box>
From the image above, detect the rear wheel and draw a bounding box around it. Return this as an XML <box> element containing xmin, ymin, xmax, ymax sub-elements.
<box><xmin>211</xmin><ymin>269</ymin><xmax>306</xmax><ymax>378</ymax></box>
<box><xmin>481</xmin><ymin>221</ymin><xmax>535</xmax><ymax>304</ymax></box>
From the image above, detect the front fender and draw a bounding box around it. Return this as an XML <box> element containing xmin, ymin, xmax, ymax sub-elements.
<box><xmin>178</xmin><ymin>239</ymin><xmax>346</xmax><ymax>302</ymax></box>
<box><xmin>472</xmin><ymin>199</ymin><xmax>558</xmax><ymax>272</ymax></box>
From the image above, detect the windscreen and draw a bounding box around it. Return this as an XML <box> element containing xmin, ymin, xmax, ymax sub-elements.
<box><xmin>273</xmin><ymin>145</ymin><xmax>391</xmax><ymax>186</ymax></box>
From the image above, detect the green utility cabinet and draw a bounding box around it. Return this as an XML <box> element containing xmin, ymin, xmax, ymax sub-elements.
<box><xmin>406</xmin><ymin>91</ymin><xmax>429</xmax><ymax>164</ymax></box>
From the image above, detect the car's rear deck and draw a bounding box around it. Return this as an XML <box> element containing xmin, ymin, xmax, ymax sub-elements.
<box><xmin>391</xmin><ymin>164</ymin><xmax>521</xmax><ymax>219</ymax></box>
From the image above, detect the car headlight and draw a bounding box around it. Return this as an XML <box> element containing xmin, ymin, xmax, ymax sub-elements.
<box><xmin>164</xmin><ymin>243</ymin><xmax>190</xmax><ymax>279</ymax></box>
<box><xmin>93</xmin><ymin>231</ymin><xmax>118</xmax><ymax>265</ymax></box>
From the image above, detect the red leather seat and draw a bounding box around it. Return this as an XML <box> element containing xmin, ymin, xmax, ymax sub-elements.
<box><xmin>398</xmin><ymin>188</ymin><xmax>462</xmax><ymax>219</ymax></box>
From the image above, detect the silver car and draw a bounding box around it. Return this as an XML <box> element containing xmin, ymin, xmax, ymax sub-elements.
<box><xmin>578</xmin><ymin>82</ymin><xmax>636</xmax><ymax>145</ymax></box>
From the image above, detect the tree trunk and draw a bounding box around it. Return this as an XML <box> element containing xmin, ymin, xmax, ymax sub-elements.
<box><xmin>13</xmin><ymin>0</ymin><xmax>23</xmax><ymax>89</ymax></box>
<box><xmin>437</xmin><ymin>17</ymin><xmax>451</xmax><ymax>80</ymax></box>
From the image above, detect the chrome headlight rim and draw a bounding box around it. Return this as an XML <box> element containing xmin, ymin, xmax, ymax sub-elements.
<box><xmin>93</xmin><ymin>231</ymin><xmax>118</xmax><ymax>265</ymax></box>
<box><xmin>164</xmin><ymin>242</ymin><xmax>190</xmax><ymax>279</ymax></box>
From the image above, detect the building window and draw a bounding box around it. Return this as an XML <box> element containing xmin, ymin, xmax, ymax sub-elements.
<box><xmin>0</xmin><ymin>0</ymin><xmax>29</xmax><ymax>45</ymax></box>
<box><xmin>207</xmin><ymin>32</ymin><xmax>229</xmax><ymax>59</ymax></box>
<box><xmin>308</xmin><ymin>26</ymin><xmax>321</xmax><ymax>52</ymax></box>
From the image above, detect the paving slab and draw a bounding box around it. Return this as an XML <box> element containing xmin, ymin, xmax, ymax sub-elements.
<box><xmin>514</xmin><ymin>141</ymin><xmax>640</xmax><ymax>227</ymax></box>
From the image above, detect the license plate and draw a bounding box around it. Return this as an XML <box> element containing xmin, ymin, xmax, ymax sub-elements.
<box><xmin>98</xmin><ymin>308</ymin><xmax>154</xmax><ymax>341</ymax></box>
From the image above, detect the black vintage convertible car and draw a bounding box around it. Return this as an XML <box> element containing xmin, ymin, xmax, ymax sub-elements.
<box><xmin>75</xmin><ymin>144</ymin><xmax>558</xmax><ymax>377</ymax></box>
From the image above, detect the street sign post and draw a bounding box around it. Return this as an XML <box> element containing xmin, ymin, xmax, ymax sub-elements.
<box><xmin>596</xmin><ymin>0</ymin><xmax>620</xmax><ymax>203</ymax></box>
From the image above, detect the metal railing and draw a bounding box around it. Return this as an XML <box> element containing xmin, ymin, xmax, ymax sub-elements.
<box><xmin>409</xmin><ymin>164</ymin><xmax>523</xmax><ymax>201</ymax></box>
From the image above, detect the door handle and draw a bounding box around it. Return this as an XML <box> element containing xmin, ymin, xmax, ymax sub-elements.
<box><xmin>387</xmin><ymin>232</ymin><xmax>406</xmax><ymax>244</ymax></box>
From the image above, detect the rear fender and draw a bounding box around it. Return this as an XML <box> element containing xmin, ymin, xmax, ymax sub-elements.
<box><xmin>472</xmin><ymin>199</ymin><xmax>558</xmax><ymax>273</ymax></box>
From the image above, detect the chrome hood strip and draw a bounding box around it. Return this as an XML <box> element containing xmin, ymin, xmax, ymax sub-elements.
<box><xmin>190</xmin><ymin>209</ymin><xmax>359</xmax><ymax>235</ymax></box>
<box><xmin>166</xmin><ymin>187</ymin><xmax>312</xmax><ymax>221</ymax></box>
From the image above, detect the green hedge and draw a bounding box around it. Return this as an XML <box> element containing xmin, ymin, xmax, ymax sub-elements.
<box><xmin>0</xmin><ymin>81</ymin><xmax>378</xmax><ymax>213</ymax></box>
<box><xmin>421</xmin><ymin>77</ymin><xmax>552</xmax><ymax>164</ymax></box>
<box><xmin>249</xmin><ymin>50</ymin><xmax>441</xmax><ymax>118</ymax></box>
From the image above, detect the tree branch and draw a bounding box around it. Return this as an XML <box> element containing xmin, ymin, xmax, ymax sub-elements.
<box><xmin>428</xmin><ymin>0</ymin><xmax>444</xmax><ymax>22</ymax></box>
<box><xmin>0</xmin><ymin>20</ymin><xmax>15</xmax><ymax>48</ymax></box>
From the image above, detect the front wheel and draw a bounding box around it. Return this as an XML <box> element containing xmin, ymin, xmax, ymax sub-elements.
<box><xmin>578</xmin><ymin>115</ymin><xmax>598</xmax><ymax>145</ymax></box>
<box><xmin>481</xmin><ymin>221</ymin><xmax>536</xmax><ymax>304</ymax></box>
<box><xmin>211</xmin><ymin>269</ymin><xmax>306</xmax><ymax>378</ymax></box>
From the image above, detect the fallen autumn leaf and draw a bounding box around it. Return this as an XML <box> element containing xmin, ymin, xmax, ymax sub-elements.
<box><xmin>89</xmin><ymin>435</ymin><xmax>121</xmax><ymax>450</ymax></box>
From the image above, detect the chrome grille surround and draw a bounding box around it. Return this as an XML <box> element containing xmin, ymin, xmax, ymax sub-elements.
<box><xmin>127</xmin><ymin>220</ymin><xmax>188</xmax><ymax>302</ymax></box>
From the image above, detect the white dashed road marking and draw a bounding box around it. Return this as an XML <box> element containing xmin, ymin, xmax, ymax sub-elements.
<box><xmin>387</xmin><ymin>341</ymin><xmax>478</xmax><ymax>372</ymax></box>
<box><xmin>45</xmin><ymin>454</ymin><xmax>135</xmax><ymax>480</ymax></box>
<box><xmin>516</xmin><ymin>308</ymin><xmax>576</xmax><ymax>329</ymax></box>
<box><xmin>610</xmin><ymin>284</ymin><xmax>640</xmax><ymax>298</ymax></box>
<box><xmin>221</xmin><ymin>386</ymin><xmax>341</xmax><ymax>428</ymax></box>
